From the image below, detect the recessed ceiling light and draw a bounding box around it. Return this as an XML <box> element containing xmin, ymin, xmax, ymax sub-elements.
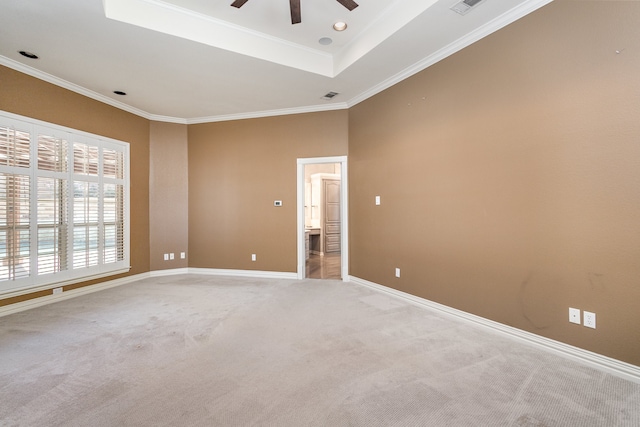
<box><xmin>333</xmin><ymin>22</ymin><xmax>348</xmax><ymax>31</ymax></box>
<box><xmin>319</xmin><ymin>37</ymin><xmax>333</xmax><ymax>46</ymax></box>
<box><xmin>113</xmin><ymin>90</ymin><xmax>127</xmax><ymax>96</ymax></box>
<box><xmin>19</xmin><ymin>51</ymin><xmax>39</xmax><ymax>59</ymax></box>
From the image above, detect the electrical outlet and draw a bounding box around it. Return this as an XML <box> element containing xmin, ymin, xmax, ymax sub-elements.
<box><xmin>251</xmin><ymin>254</ymin><xmax>256</xmax><ymax>261</ymax></box>
<box><xmin>584</xmin><ymin>311</ymin><xmax>596</xmax><ymax>329</ymax></box>
<box><xmin>569</xmin><ymin>307</ymin><xmax>581</xmax><ymax>324</ymax></box>
<box><xmin>169</xmin><ymin>253</ymin><xmax>175</xmax><ymax>260</ymax></box>
<box><xmin>163</xmin><ymin>253</ymin><xmax>169</xmax><ymax>261</ymax></box>
<box><xmin>395</xmin><ymin>268</ymin><xmax>400</xmax><ymax>278</ymax></box>
<box><xmin>52</xmin><ymin>287</ymin><xmax>63</xmax><ymax>295</ymax></box>
<box><xmin>180</xmin><ymin>252</ymin><xmax>186</xmax><ymax>259</ymax></box>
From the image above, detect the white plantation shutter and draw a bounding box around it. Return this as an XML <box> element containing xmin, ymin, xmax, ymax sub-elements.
<box><xmin>37</xmin><ymin>134</ymin><xmax>69</xmax><ymax>276</ymax></box>
<box><xmin>0</xmin><ymin>173</ymin><xmax>31</xmax><ymax>281</ymax></box>
<box><xmin>0</xmin><ymin>126</ymin><xmax>30</xmax><ymax>168</ymax></box>
<box><xmin>37</xmin><ymin>177</ymin><xmax>68</xmax><ymax>275</ymax></box>
<box><xmin>0</xmin><ymin>111</ymin><xmax>130</xmax><ymax>295</ymax></box>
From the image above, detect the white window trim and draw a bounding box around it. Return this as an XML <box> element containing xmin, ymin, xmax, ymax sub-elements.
<box><xmin>0</xmin><ymin>110</ymin><xmax>130</xmax><ymax>297</ymax></box>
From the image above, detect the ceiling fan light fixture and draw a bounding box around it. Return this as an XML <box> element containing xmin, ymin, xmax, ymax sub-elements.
<box><xmin>333</xmin><ymin>22</ymin><xmax>347</xmax><ymax>31</ymax></box>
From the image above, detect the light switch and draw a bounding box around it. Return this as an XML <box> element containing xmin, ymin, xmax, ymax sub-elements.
<box><xmin>375</xmin><ymin>196</ymin><xmax>381</xmax><ymax>206</ymax></box>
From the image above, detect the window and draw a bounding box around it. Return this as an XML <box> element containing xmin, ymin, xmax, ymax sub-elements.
<box><xmin>0</xmin><ymin>111</ymin><xmax>129</xmax><ymax>295</ymax></box>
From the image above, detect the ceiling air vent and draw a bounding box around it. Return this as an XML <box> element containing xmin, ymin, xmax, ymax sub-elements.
<box><xmin>322</xmin><ymin>91</ymin><xmax>339</xmax><ymax>100</ymax></box>
<box><xmin>451</xmin><ymin>0</ymin><xmax>484</xmax><ymax>16</ymax></box>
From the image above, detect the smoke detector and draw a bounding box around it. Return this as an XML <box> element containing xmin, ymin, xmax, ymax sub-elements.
<box><xmin>451</xmin><ymin>0</ymin><xmax>485</xmax><ymax>15</ymax></box>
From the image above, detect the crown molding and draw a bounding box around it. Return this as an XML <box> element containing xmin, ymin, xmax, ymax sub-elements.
<box><xmin>186</xmin><ymin>102</ymin><xmax>349</xmax><ymax>124</ymax></box>
<box><xmin>347</xmin><ymin>0</ymin><xmax>554</xmax><ymax>108</ymax></box>
<box><xmin>2</xmin><ymin>0</ymin><xmax>552</xmax><ymax>125</ymax></box>
<box><xmin>0</xmin><ymin>56</ymin><xmax>156</xmax><ymax>120</ymax></box>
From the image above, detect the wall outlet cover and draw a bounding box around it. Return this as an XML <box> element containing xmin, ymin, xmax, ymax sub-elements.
<box><xmin>584</xmin><ymin>311</ymin><xmax>596</xmax><ymax>329</ymax></box>
<box><xmin>569</xmin><ymin>307</ymin><xmax>581</xmax><ymax>324</ymax></box>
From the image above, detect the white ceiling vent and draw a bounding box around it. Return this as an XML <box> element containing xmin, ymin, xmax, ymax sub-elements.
<box><xmin>322</xmin><ymin>91</ymin><xmax>340</xmax><ymax>100</ymax></box>
<box><xmin>451</xmin><ymin>0</ymin><xmax>485</xmax><ymax>16</ymax></box>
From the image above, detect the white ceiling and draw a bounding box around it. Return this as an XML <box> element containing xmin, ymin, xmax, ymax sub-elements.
<box><xmin>0</xmin><ymin>0</ymin><xmax>552</xmax><ymax>124</ymax></box>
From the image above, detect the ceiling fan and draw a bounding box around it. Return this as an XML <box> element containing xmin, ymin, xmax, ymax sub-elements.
<box><xmin>231</xmin><ymin>0</ymin><xmax>359</xmax><ymax>25</ymax></box>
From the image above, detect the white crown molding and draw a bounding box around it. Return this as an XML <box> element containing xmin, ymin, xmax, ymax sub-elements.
<box><xmin>347</xmin><ymin>0</ymin><xmax>554</xmax><ymax>108</ymax></box>
<box><xmin>146</xmin><ymin>114</ymin><xmax>188</xmax><ymax>124</ymax></box>
<box><xmin>0</xmin><ymin>56</ymin><xmax>156</xmax><ymax>121</ymax></box>
<box><xmin>186</xmin><ymin>102</ymin><xmax>349</xmax><ymax>124</ymax></box>
<box><xmin>1</xmin><ymin>54</ymin><xmax>347</xmax><ymax>124</ymax></box>
<box><xmin>2</xmin><ymin>0</ymin><xmax>552</xmax><ymax>125</ymax></box>
<box><xmin>348</xmin><ymin>275</ymin><xmax>640</xmax><ymax>385</ymax></box>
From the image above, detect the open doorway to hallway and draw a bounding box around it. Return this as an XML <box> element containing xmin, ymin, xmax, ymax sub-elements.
<box><xmin>304</xmin><ymin>163</ymin><xmax>341</xmax><ymax>279</ymax></box>
<box><xmin>297</xmin><ymin>156</ymin><xmax>348</xmax><ymax>281</ymax></box>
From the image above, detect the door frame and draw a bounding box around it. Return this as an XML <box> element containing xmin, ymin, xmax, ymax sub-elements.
<box><xmin>297</xmin><ymin>156</ymin><xmax>348</xmax><ymax>280</ymax></box>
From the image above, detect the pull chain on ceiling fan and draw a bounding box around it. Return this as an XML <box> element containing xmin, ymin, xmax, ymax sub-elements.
<box><xmin>231</xmin><ymin>0</ymin><xmax>359</xmax><ymax>25</ymax></box>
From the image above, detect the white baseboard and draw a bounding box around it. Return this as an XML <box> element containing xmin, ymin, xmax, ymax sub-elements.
<box><xmin>149</xmin><ymin>268</ymin><xmax>190</xmax><ymax>277</ymax></box>
<box><xmin>349</xmin><ymin>275</ymin><xmax>640</xmax><ymax>384</ymax></box>
<box><xmin>0</xmin><ymin>272</ymin><xmax>150</xmax><ymax>318</ymax></box>
<box><xmin>188</xmin><ymin>267</ymin><xmax>298</xmax><ymax>280</ymax></box>
<box><xmin>6</xmin><ymin>269</ymin><xmax>635</xmax><ymax>384</ymax></box>
<box><xmin>0</xmin><ymin>268</ymin><xmax>296</xmax><ymax>318</ymax></box>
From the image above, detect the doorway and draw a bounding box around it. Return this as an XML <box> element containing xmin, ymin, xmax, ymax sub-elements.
<box><xmin>297</xmin><ymin>156</ymin><xmax>348</xmax><ymax>280</ymax></box>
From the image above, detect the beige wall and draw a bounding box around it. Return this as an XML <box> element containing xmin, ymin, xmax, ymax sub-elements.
<box><xmin>2</xmin><ymin>0</ymin><xmax>639</xmax><ymax>367</ymax></box>
<box><xmin>0</xmin><ymin>65</ymin><xmax>150</xmax><ymax>305</ymax></box>
<box><xmin>188</xmin><ymin>111</ymin><xmax>348</xmax><ymax>272</ymax></box>
<box><xmin>348</xmin><ymin>1</ymin><xmax>640</xmax><ymax>365</ymax></box>
<box><xmin>149</xmin><ymin>121</ymin><xmax>189</xmax><ymax>270</ymax></box>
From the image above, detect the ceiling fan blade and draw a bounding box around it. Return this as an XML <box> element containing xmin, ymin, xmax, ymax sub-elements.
<box><xmin>290</xmin><ymin>0</ymin><xmax>301</xmax><ymax>24</ymax></box>
<box><xmin>230</xmin><ymin>0</ymin><xmax>250</xmax><ymax>8</ymax></box>
<box><xmin>336</xmin><ymin>0</ymin><xmax>359</xmax><ymax>11</ymax></box>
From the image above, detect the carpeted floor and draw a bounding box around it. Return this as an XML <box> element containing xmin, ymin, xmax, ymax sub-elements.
<box><xmin>1</xmin><ymin>274</ymin><xmax>638</xmax><ymax>426</ymax></box>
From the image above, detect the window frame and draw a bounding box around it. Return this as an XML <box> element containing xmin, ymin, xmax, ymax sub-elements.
<box><xmin>0</xmin><ymin>110</ymin><xmax>130</xmax><ymax>297</ymax></box>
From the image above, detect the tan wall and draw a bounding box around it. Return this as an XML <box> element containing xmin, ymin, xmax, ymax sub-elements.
<box><xmin>150</xmin><ymin>121</ymin><xmax>189</xmax><ymax>270</ymax></box>
<box><xmin>348</xmin><ymin>1</ymin><xmax>640</xmax><ymax>365</ymax></box>
<box><xmin>0</xmin><ymin>65</ymin><xmax>150</xmax><ymax>304</ymax></box>
<box><xmin>188</xmin><ymin>111</ymin><xmax>348</xmax><ymax>272</ymax></box>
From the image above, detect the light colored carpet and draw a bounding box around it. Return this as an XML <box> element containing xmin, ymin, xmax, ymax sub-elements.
<box><xmin>0</xmin><ymin>275</ymin><xmax>638</xmax><ymax>426</ymax></box>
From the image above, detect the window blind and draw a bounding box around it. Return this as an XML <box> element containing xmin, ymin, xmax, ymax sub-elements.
<box><xmin>0</xmin><ymin>111</ymin><xmax>130</xmax><ymax>295</ymax></box>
